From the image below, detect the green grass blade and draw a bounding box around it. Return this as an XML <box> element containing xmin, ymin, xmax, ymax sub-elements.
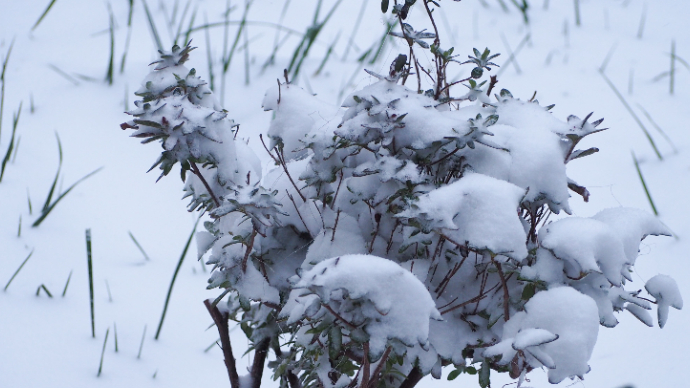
<box><xmin>17</xmin><ymin>215</ymin><xmax>21</xmax><ymax>237</ymax></box>
<box><xmin>343</xmin><ymin>0</ymin><xmax>367</xmax><ymax>61</ymax></box>
<box><xmin>86</xmin><ymin>229</ymin><xmax>95</xmax><ymax>338</ymax></box>
<box><xmin>600</xmin><ymin>71</ymin><xmax>663</xmax><ymax>160</ymax></box>
<box><xmin>113</xmin><ymin>322</ymin><xmax>119</xmax><ymax>352</ymax></box>
<box><xmin>670</xmin><ymin>40</ymin><xmax>675</xmax><ymax>95</ymax></box>
<box><xmin>120</xmin><ymin>0</ymin><xmax>135</xmax><ymax>73</ymax></box>
<box><xmin>36</xmin><ymin>284</ymin><xmax>53</xmax><ymax>297</ymax></box>
<box><xmin>314</xmin><ymin>31</ymin><xmax>340</xmax><ymax>76</ymax></box>
<box><xmin>97</xmin><ymin>327</ymin><xmax>110</xmax><ymax>377</ymax></box>
<box><xmin>203</xmin><ymin>14</ymin><xmax>215</xmax><ymax>91</ymax></box>
<box><xmin>41</xmin><ymin>134</ymin><xmax>63</xmax><ymax>212</ymax></box>
<box><xmin>129</xmin><ymin>231</ymin><xmax>151</xmax><ymax>261</ymax></box>
<box><xmin>105</xmin><ymin>279</ymin><xmax>113</xmax><ymax>302</ymax></box>
<box><xmin>62</xmin><ymin>270</ymin><xmax>72</xmax><ymax>297</ymax></box>
<box><xmin>182</xmin><ymin>6</ymin><xmax>198</xmax><ymax>50</ymax></box>
<box><xmin>32</xmin><ymin>0</ymin><xmax>59</xmax><ymax>31</ymax></box>
<box><xmin>174</xmin><ymin>0</ymin><xmax>193</xmax><ymax>45</ymax></box>
<box><xmin>33</xmin><ymin>167</ymin><xmax>103</xmax><ymax>227</ymax></box>
<box><xmin>0</xmin><ymin>102</ymin><xmax>22</xmax><ymax>182</ymax></box>
<box><xmin>154</xmin><ymin>216</ymin><xmax>201</xmax><ymax>340</ymax></box>
<box><xmin>137</xmin><ymin>325</ymin><xmax>147</xmax><ymax>359</ymax></box>
<box><xmin>632</xmin><ymin>152</ymin><xmax>658</xmax><ymax>216</ymax></box>
<box><xmin>637</xmin><ymin>104</ymin><xmax>677</xmax><ymax>153</ymax></box>
<box><xmin>141</xmin><ymin>0</ymin><xmax>164</xmax><ymax>52</ymax></box>
<box><xmin>47</xmin><ymin>64</ymin><xmax>80</xmax><ymax>86</ymax></box>
<box><xmin>204</xmin><ymin>339</ymin><xmax>220</xmax><ymax>353</ymax></box>
<box><xmin>0</xmin><ymin>40</ymin><xmax>14</xmax><ymax>141</ymax></box>
<box><xmin>221</xmin><ymin>0</ymin><xmax>252</xmax><ymax>106</ymax></box>
<box><xmin>105</xmin><ymin>3</ymin><xmax>115</xmax><ymax>85</ymax></box>
<box><xmin>4</xmin><ymin>249</ymin><xmax>34</xmax><ymax>291</ymax></box>
<box><xmin>27</xmin><ymin>189</ymin><xmax>32</xmax><ymax>215</ymax></box>
<box><xmin>11</xmin><ymin>136</ymin><xmax>20</xmax><ymax>163</ymax></box>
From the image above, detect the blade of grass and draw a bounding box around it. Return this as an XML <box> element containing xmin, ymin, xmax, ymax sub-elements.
<box><xmin>204</xmin><ymin>339</ymin><xmax>220</xmax><ymax>353</ymax></box>
<box><xmin>182</xmin><ymin>5</ymin><xmax>198</xmax><ymax>50</ymax></box>
<box><xmin>636</xmin><ymin>104</ymin><xmax>677</xmax><ymax>153</ymax></box>
<box><xmin>243</xmin><ymin>7</ymin><xmax>250</xmax><ymax>86</ymax></box>
<box><xmin>105</xmin><ymin>3</ymin><xmax>115</xmax><ymax>85</ymax></box>
<box><xmin>637</xmin><ymin>3</ymin><xmax>646</xmax><ymax>39</ymax></box>
<box><xmin>574</xmin><ymin>0</ymin><xmax>580</xmax><ymax>26</ymax></box>
<box><xmin>289</xmin><ymin>0</ymin><xmax>343</xmax><ymax>80</ymax></box>
<box><xmin>598</xmin><ymin>43</ymin><xmax>617</xmax><ymax>73</ymax></box>
<box><xmin>599</xmin><ymin>71</ymin><xmax>663</xmax><ymax>160</ymax></box>
<box><xmin>4</xmin><ymin>250</ymin><xmax>34</xmax><ymax>291</ymax></box>
<box><xmin>17</xmin><ymin>215</ymin><xmax>21</xmax><ymax>237</ymax></box>
<box><xmin>0</xmin><ymin>40</ymin><xmax>14</xmax><ymax>141</ymax></box>
<box><xmin>30</xmin><ymin>94</ymin><xmax>35</xmax><ymax>114</ymax></box>
<box><xmin>632</xmin><ymin>152</ymin><xmax>658</xmax><ymax>215</ymax></box>
<box><xmin>497</xmin><ymin>33</ymin><xmax>530</xmax><ymax>77</ymax></box>
<box><xmin>367</xmin><ymin>18</ymin><xmax>398</xmax><ymax>65</ymax></box>
<box><xmin>41</xmin><ymin>133</ymin><xmax>63</xmax><ymax>212</ymax></box>
<box><xmin>314</xmin><ymin>31</ymin><xmax>340</xmax><ymax>76</ymax></box>
<box><xmin>129</xmin><ymin>231</ymin><xmax>151</xmax><ymax>261</ymax></box>
<box><xmin>1</xmin><ymin>102</ymin><xmax>22</xmax><ymax>182</ymax></box>
<box><xmin>27</xmin><ymin>189</ymin><xmax>32</xmax><ymax>215</ymax></box>
<box><xmin>86</xmin><ymin>229</ymin><xmax>95</xmax><ymax>338</ymax></box>
<box><xmin>343</xmin><ymin>0</ymin><xmax>367</xmax><ymax>61</ymax></box>
<box><xmin>105</xmin><ymin>279</ymin><xmax>113</xmax><ymax>302</ymax></box>
<box><xmin>62</xmin><ymin>270</ymin><xmax>72</xmax><ymax>297</ymax></box>
<box><xmin>36</xmin><ymin>284</ymin><xmax>53</xmax><ymax>297</ymax></box>
<box><xmin>173</xmin><ymin>0</ymin><xmax>193</xmax><ymax>45</ymax></box>
<box><xmin>11</xmin><ymin>136</ymin><xmax>20</xmax><ymax>163</ymax></box>
<box><xmin>142</xmin><ymin>0</ymin><xmax>164</xmax><ymax>52</ymax></box>
<box><xmin>32</xmin><ymin>0</ymin><xmax>59</xmax><ymax>31</ymax></box>
<box><xmin>203</xmin><ymin>14</ymin><xmax>215</xmax><ymax>91</ymax></box>
<box><xmin>114</xmin><ymin>322</ymin><xmax>119</xmax><ymax>352</ymax></box>
<box><xmin>47</xmin><ymin>64</ymin><xmax>80</xmax><ymax>86</ymax></box>
<box><xmin>97</xmin><ymin>327</ymin><xmax>110</xmax><ymax>377</ymax></box>
<box><xmin>137</xmin><ymin>325</ymin><xmax>147</xmax><ymax>359</ymax></box>
<box><xmin>670</xmin><ymin>39</ymin><xmax>675</xmax><ymax>95</ymax></box>
<box><xmin>262</xmin><ymin>0</ymin><xmax>291</xmax><ymax>70</ymax></box>
<box><xmin>120</xmin><ymin>0</ymin><xmax>134</xmax><ymax>73</ymax></box>
<box><xmin>33</xmin><ymin>167</ymin><xmax>103</xmax><ymax>227</ymax></box>
<box><xmin>154</xmin><ymin>216</ymin><xmax>201</xmax><ymax>340</ymax></box>
<box><xmin>221</xmin><ymin>0</ymin><xmax>253</xmax><ymax>106</ymax></box>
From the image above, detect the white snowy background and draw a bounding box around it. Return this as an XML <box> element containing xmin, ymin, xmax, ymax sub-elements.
<box><xmin>0</xmin><ymin>0</ymin><xmax>688</xmax><ymax>387</ymax></box>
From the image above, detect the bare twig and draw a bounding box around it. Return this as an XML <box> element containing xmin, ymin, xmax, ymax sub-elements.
<box><xmin>204</xmin><ymin>299</ymin><xmax>240</xmax><ymax>388</ymax></box>
<box><xmin>241</xmin><ymin>230</ymin><xmax>258</xmax><ymax>272</ymax></box>
<box><xmin>190</xmin><ymin>161</ymin><xmax>220</xmax><ymax>207</ymax></box>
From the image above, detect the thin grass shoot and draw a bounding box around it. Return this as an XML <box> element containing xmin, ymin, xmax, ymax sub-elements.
<box><xmin>86</xmin><ymin>229</ymin><xmax>95</xmax><ymax>338</ymax></box>
<box><xmin>137</xmin><ymin>325</ymin><xmax>147</xmax><ymax>359</ymax></box>
<box><xmin>36</xmin><ymin>284</ymin><xmax>53</xmax><ymax>298</ymax></box>
<box><xmin>97</xmin><ymin>327</ymin><xmax>110</xmax><ymax>377</ymax></box>
<box><xmin>632</xmin><ymin>152</ymin><xmax>658</xmax><ymax>215</ymax></box>
<box><xmin>600</xmin><ymin>71</ymin><xmax>663</xmax><ymax>160</ymax></box>
<box><xmin>129</xmin><ymin>231</ymin><xmax>151</xmax><ymax>261</ymax></box>
<box><xmin>154</xmin><ymin>217</ymin><xmax>201</xmax><ymax>340</ymax></box>
<box><xmin>32</xmin><ymin>0</ymin><xmax>59</xmax><ymax>31</ymax></box>
<box><xmin>4</xmin><ymin>249</ymin><xmax>34</xmax><ymax>292</ymax></box>
<box><xmin>62</xmin><ymin>270</ymin><xmax>72</xmax><ymax>297</ymax></box>
<box><xmin>1</xmin><ymin>102</ymin><xmax>22</xmax><ymax>182</ymax></box>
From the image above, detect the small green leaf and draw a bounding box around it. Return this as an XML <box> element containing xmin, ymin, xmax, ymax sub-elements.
<box><xmin>447</xmin><ymin>369</ymin><xmax>462</xmax><ymax>381</ymax></box>
<box><xmin>522</xmin><ymin>283</ymin><xmax>536</xmax><ymax>300</ymax></box>
<box><xmin>478</xmin><ymin>361</ymin><xmax>490</xmax><ymax>388</ymax></box>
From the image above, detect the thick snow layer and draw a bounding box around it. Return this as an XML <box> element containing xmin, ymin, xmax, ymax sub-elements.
<box><xmin>484</xmin><ymin>287</ymin><xmax>599</xmax><ymax>384</ymax></box>
<box><xmin>282</xmin><ymin>255</ymin><xmax>441</xmax><ymax>356</ymax></box>
<box><xmin>398</xmin><ymin>173</ymin><xmax>528</xmax><ymax>259</ymax></box>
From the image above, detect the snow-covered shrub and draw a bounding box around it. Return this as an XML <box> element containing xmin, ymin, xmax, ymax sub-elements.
<box><xmin>121</xmin><ymin>2</ymin><xmax>682</xmax><ymax>388</ymax></box>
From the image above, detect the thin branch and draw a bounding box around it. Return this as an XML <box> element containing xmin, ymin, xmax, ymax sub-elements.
<box><xmin>399</xmin><ymin>367</ymin><xmax>423</xmax><ymax>388</ymax></box>
<box><xmin>278</xmin><ymin>147</ymin><xmax>306</xmax><ymax>202</ymax></box>
<box><xmin>367</xmin><ymin>346</ymin><xmax>392</xmax><ymax>388</ymax></box>
<box><xmin>250</xmin><ymin>338</ymin><xmax>271</xmax><ymax>388</ymax></box>
<box><xmin>361</xmin><ymin>342</ymin><xmax>370</xmax><ymax>388</ymax></box>
<box><xmin>242</xmin><ymin>230</ymin><xmax>257</xmax><ymax>272</ymax></box>
<box><xmin>322</xmin><ymin>303</ymin><xmax>357</xmax><ymax>329</ymax></box>
<box><xmin>190</xmin><ymin>161</ymin><xmax>220</xmax><ymax>207</ymax></box>
<box><xmin>204</xmin><ymin>299</ymin><xmax>240</xmax><ymax>388</ymax></box>
<box><xmin>260</xmin><ymin>134</ymin><xmax>280</xmax><ymax>164</ymax></box>
<box><xmin>492</xmin><ymin>257</ymin><xmax>511</xmax><ymax>321</ymax></box>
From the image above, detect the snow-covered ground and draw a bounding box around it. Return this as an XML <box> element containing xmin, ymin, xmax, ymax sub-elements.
<box><xmin>1</xmin><ymin>0</ymin><xmax>688</xmax><ymax>387</ymax></box>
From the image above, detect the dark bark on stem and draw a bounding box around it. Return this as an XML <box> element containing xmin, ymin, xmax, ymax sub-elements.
<box><xmin>251</xmin><ymin>338</ymin><xmax>271</xmax><ymax>388</ymax></box>
<box><xmin>367</xmin><ymin>346</ymin><xmax>392</xmax><ymax>388</ymax></box>
<box><xmin>204</xmin><ymin>299</ymin><xmax>240</xmax><ymax>388</ymax></box>
<box><xmin>361</xmin><ymin>342</ymin><xmax>370</xmax><ymax>388</ymax></box>
<box><xmin>399</xmin><ymin>367</ymin><xmax>423</xmax><ymax>388</ymax></box>
<box><xmin>190</xmin><ymin>161</ymin><xmax>220</xmax><ymax>207</ymax></box>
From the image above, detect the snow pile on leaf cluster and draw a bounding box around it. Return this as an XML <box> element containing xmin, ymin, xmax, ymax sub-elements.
<box><xmin>122</xmin><ymin>42</ymin><xmax>682</xmax><ymax>388</ymax></box>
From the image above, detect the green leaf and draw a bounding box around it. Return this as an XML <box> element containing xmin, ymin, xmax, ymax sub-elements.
<box><xmin>478</xmin><ymin>361</ymin><xmax>490</xmax><ymax>388</ymax></box>
<box><xmin>329</xmin><ymin>325</ymin><xmax>343</xmax><ymax>359</ymax></box>
<box><xmin>447</xmin><ymin>369</ymin><xmax>462</xmax><ymax>381</ymax></box>
<box><xmin>381</xmin><ymin>0</ymin><xmax>389</xmax><ymax>13</ymax></box>
<box><xmin>522</xmin><ymin>283</ymin><xmax>536</xmax><ymax>300</ymax></box>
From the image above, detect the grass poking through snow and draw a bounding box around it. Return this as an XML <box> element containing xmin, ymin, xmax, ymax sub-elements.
<box><xmin>86</xmin><ymin>229</ymin><xmax>95</xmax><ymax>338</ymax></box>
<box><xmin>97</xmin><ymin>327</ymin><xmax>110</xmax><ymax>377</ymax></box>
<box><xmin>632</xmin><ymin>152</ymin><xmax>659</xmax><ymax>216</ymax></box>
<box><xmin>154</xmin><ymin>217</ymin><xmax>201</xmax><ymax>340</ymax></box>
<box><xmin>129</xmin><ymin>231</ymin><xmax>151</xmax><ymax>261</ymax></box>
<box><xmin>4</xmin><ymin>249</ymin><xmax>34</xmax><ymax>292</ymax></box>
